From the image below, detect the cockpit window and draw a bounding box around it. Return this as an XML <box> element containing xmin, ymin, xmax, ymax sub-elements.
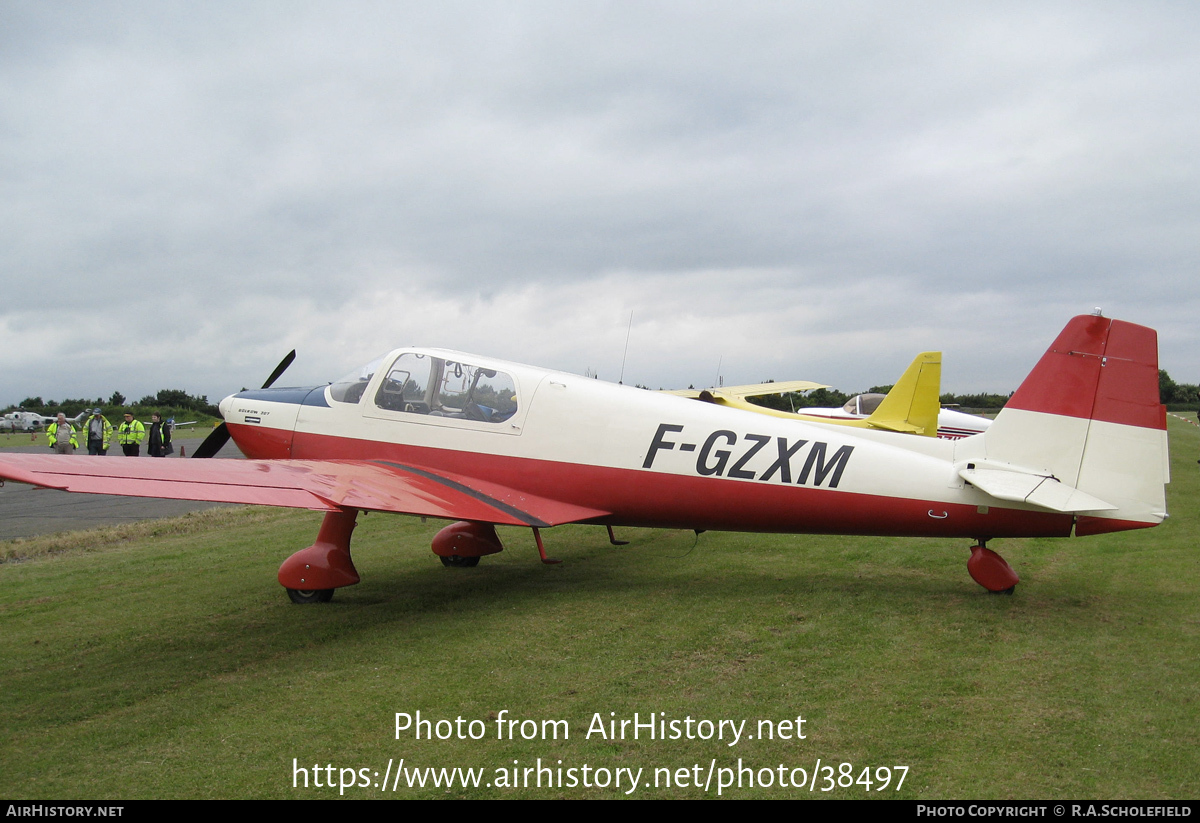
<box><xmin>437</xmin><ymin>360</ymin><xmax>517</xmax><ymax>421</ymax></box>
<box><xmin>329</xmin><ymin>354</ymin><xmax>387</xmax><ymax>404</ymax></box>
<box><xmin>374</xmin><ymin>353</ymin><xmax>432</xmax><ymax>413</ymax></box>
<box><xmin>370</xmin><ymin>353</ymin><xmax>517</xmax><ymax>423</ymax></box>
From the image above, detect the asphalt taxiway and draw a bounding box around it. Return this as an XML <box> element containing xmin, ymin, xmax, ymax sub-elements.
<box><xmin>0</xmin><ymin>435</ymin><xmax>244</xmax><ymax>540</ymax></box>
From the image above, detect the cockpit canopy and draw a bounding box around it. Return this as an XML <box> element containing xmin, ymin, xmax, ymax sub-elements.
<box><xmin>842</xmin><ymin>393</ymin><xmax>885</xmax><ymax>416</ymax></box>
<box><xmin>329</xmin><ymin>351</ymin><xmax>518</xmax><ymax>424</ymax></box>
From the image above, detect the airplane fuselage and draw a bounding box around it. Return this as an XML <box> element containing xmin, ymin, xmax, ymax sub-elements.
<box><xmin>220</xmin><ymin>348</ymin><xmax>1072</xmax><ymax>541</ymax></box>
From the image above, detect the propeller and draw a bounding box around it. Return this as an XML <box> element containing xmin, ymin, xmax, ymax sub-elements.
<box><xmin>192</xmin><ymin>350</ymin><xmax>296</xmax><ymax>459</ymax></box>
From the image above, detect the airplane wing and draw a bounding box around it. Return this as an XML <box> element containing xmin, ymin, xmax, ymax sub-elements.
<box><xmin>0</xmin><ymin>454</ymin><xmax>608</xmax><ymax>529</ymax></box>
<box><xmin>665</xmin><ymin>380</ymin><xmax>829</xmax><ymax>399</ymax></box>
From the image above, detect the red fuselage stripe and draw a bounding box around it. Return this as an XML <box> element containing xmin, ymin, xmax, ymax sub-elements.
<box><xmin>230</xmin><ymin>424</ymin><xmax>1074</xmax><ymax>539</ymax></box>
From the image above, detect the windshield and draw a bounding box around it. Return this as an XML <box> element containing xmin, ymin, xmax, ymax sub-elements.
<box><xmin>328</xmin><ymin>354</ymin><xmax>388</xmax><ymax>404</ymax></box>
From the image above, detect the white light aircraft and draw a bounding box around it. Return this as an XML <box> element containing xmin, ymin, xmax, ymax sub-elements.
<box><xmin>0</xmin><ymin>315</ymin><xmax>1169</xmax><ymax>602</ymax></box>
<box><xmin>800</xmin><ymin>392</ymin><xmax>993</xmax><ymax>440</ymax></box>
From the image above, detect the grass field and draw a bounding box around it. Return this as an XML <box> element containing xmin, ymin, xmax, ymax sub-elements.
<box><xmin>1</xmin><ymin>418</ymin><xmax>1197</xmax><ymax>799</ymax></box>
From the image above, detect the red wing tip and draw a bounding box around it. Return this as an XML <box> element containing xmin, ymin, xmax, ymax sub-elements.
<box><xmin>0</xmin><ymin>465</ymin><xmax>70</xmax><ymax>490</ymax></box>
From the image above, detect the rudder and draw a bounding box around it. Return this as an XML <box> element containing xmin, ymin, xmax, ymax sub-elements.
<box><xmin>972</xmin><ymin>314</ymin><xmax>1168</xmax><ymax>532</ymax></box>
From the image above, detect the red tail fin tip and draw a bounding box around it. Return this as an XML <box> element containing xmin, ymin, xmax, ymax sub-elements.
<box><xmin>1005</xmin><ymin>315</ymin><xmax>1164</xmax><ymax>430</ymax></box>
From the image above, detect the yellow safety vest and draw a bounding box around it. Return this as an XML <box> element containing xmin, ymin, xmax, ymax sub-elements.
<box><xmin>117</xmin><ymin>420</ymin><xmax>146</xmax><ymax>445</ymax></box>
<box><xmin>46</xmin><ymin>422</ymin><xmax>79</xmax><ymax>449</ymax></box>
<box><xmin>85</xmin><ymin>416</ymin><xmax>113</xmax><ymax>449</ymax></box>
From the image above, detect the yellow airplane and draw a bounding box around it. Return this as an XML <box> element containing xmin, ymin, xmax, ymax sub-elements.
<box><xmin>669</xmin><ymin>352</ymin><xmax>946</xmax><ymax>437</ymax></box>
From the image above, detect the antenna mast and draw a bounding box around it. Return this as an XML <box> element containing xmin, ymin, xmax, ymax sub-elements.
<box><xmin>618</xmin><ymin>310</ymin><xmax>633</xmax><ymax>385</ymax></box>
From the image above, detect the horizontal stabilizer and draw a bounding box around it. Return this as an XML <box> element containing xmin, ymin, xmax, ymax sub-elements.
<box><xmin>960</xmin><ymin>467</ymin><xmax>1117</xmax><ymax>513</ymax></box>
<box><xmin>866</xmin><ymin>419</ymin><xmax>924</xmax><ymax>434</ymax></box>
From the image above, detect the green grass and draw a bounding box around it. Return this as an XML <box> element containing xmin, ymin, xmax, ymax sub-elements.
<box><xmin>1</xmin><ymin>419</ymin><xmax>1197</xmax><ymax>799</ymax></box>
<box><xmin>0</xmin><ymin>431</ymin><xmax>50</xmax><ymax>449</ymax></box>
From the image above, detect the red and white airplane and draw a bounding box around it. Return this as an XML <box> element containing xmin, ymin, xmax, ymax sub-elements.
<box><xmin>0</xmin><ymin>314</ymin><xmax>1169</xmax><ymax>601</ymax></box>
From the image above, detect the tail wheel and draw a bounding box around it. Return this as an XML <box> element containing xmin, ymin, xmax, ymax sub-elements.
<box><xmin>287</xmin><ymin>588</ymin><xmax>334</xmax><ymax>604</ymax></box>
<box><xmin>967</xmin><ymin>543</ymin><xmax>1019</xmax><ymax>592</ymax></box>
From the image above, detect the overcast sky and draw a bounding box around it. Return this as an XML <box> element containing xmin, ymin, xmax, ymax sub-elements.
<box><xmin>3</xmin><ymin>1</ymin><xmax>1198</xmax><ymax>408</ymax></box>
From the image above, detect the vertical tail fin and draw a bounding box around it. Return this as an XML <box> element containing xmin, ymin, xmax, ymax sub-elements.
<box><xmin>976</xmin><ymin>315</ymin><xmax>1168</xmax><ymax>533</ymax></box>
<box><xmin>864</xmin><ymin>351</ymin><xmax>942</xmax><ymax>436</ymax></box>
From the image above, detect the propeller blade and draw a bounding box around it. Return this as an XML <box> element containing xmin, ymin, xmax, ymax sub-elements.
<box><xmin>192</xmin><ymin>423</ymin><xmax>231</xmax><ymax>459</ymax></box>
<box><xmin>262</xmin><ymin>350</ymin><xmax>297</xmax><ymax>389</ymax></box>
<box><xmin>193</xmin><ymin>350</ymin><xmax>296</xmax><ymax>458</ymax></box>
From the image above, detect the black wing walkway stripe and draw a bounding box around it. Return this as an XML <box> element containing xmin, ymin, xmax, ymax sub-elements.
<box><xmin>372</xmin><ymin>460</ymin><xmax>551</xmax><ymax>528</ymax></box>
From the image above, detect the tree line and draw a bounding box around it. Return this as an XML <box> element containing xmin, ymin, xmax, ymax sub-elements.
<box><xmin>749</xmin><ymin>369</ymin><xmax>1199</xmax><ymax>413</ymax></box>
<box><xmin>8</xmin><ymin>369</ymin><xmax>1198</xmax><ymax>421</ymax></box>
<box><xmin>5</xmin><ymin>389</ymin><xmax>221</xmax><ymax>420</ymax></box>
<box><xmin>1159</xmin><ymin>370</ymin><xmax>1200</xmax><ymax>406</ymax></box>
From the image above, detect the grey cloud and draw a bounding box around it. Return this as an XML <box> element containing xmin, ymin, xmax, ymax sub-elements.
<box><xmin>2</xmin><ymin>2</ymin><xmax>1198</xmax><ymax>406</ymax></box>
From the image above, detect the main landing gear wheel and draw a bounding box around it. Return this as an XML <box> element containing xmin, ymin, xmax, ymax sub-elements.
<box><xmin>440</xmin><ymin>555</ymin><xmax>480</xmax><ymax>568</ymax></box>
<box><xmin>287</xmin><ymin>588</ymin><xmax>335</xmax><ymax>604</ymax></box>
